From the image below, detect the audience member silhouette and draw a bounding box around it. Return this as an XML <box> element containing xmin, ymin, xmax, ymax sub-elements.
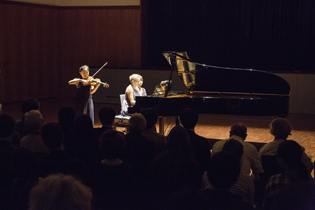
<box><xmin>259</xmin><ymin>117</ymin><xmax>313</xmax><ymax>173</ymax></box>
<box><xmin>4</xmin><ymin>100</ymin><xmax>315</xmax><ymax>210</ymax></box>
<box><xmin>65</xmin><ymin>114</ymin><xmax>100</xmax><ymax>170</ymax></box>
<box><xmin>212</xmin><ymin>123</ymin><xmax>263</xmax><ymax>180</ymax></box>
<box><xmin>15</xmin><ymin>98</ymin><xmax>40</xmax><ymax>138</ymax></box>
<box><xmin>39</xmin><ymin>122</ymin><xmax>90</xmax><ymax>185</ymax></box>
<box><xmin>10</xmin><ymin>147</ymin><xmax>38</xmax><ymax>210</ymax></box>
<box><xmin>150</xmin><ymin>125</ymin><xmax>200</xmax><ymax>209</ymax></box>
<box><xmin>94</xmin><ymin>106</ymin><xmax>116</xmax><ymax>140</ymax></box>
<box><xmin>141</xmin><ymin>108</ymin><xmax>166</xmax><ymax>153</ymax></box>
<box><xmin>123</xmin><ymin>114</ymin><xmax>156</xmax><ymax>191</ymax></box>
<box><xmin>263</xmin><ymin>140</ymin><xmax>312</xmax><ymax>210</ymax></box>
<box><xmin>28</xmin><ymin>174</ymin><xmax>92</xmax><ymax>210</ymax></box>
<box><xmin>0</xmin><ymin>113</ymin><xmax>18</xmax><ymax>209</ymax></box>
<box><xmin>270</xmin><ymin>179</ymin><xmax>315</xmax><ymax>210</ymax></box>
<box><xmin>91</xmin><ymin>129</ymin><xmax>137</xmax><ymax>210</ymax></box>
<box><xmin>58</xmin><ymin>106</ymin><xmax>75</xmax><ymax>150</ymax></box>
<box><xmin>200</xmin><ymin>151</ymin><xmax>254</xmax><ymax>210</ymax></box>
<box><xmin>202</xmin><ymin>139</ymin><xmax>254</xmax><ymax>205</ymax></box>
<box><xmin>20</xmin><ymin>110</ymin><xmax>49</xmax><ymax>154</ymax></box>
<box><xmin>179</xmin><ymin>108</ymin><xmax>210</xmax><ymax>177</ymax></box>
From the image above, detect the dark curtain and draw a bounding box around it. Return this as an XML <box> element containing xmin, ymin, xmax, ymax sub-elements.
<box><xmin>146</xmin><ymin>0</ymin><xmax>315</xmax><ymax>72</ymax></box>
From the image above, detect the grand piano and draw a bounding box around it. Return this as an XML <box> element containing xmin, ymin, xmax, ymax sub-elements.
<box><xmin>132</xmin><ymin>52</ymin><xmax>290</xmax><ymax>118</ymax></box>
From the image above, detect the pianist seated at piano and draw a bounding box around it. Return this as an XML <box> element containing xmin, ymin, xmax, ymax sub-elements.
<box><xmin>121</xmin><ymin>74</ymin><xmax>147</xmax><ymax>115</ymax></box>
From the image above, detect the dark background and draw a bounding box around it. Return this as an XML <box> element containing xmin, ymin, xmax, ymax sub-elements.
<box><xmin>146</xmin><ymin>0</ymin><xmax>315</xmax><ymax>72</ymax></box>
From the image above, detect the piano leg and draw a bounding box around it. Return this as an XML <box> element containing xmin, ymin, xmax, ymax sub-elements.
<box><xmin>158</xmin><ymin>116</ymin><xmax>165</xmax><ymax>134</ymax></box>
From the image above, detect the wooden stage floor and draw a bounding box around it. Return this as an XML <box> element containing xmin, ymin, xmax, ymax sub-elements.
<box><xmin>2</xmin><ymin>98</ymin><xmax>315</xmax><ymax>161</ymax></box>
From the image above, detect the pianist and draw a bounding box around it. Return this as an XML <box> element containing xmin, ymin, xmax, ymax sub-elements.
<box><xmin>121</xmin><ymin>74</ymin><xmax>146</xmax><ymax>115</ymax></box>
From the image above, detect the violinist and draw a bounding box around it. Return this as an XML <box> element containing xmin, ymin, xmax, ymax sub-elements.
<box><xmin>69</xmin><ymin>65</ymin><xmax>107</xmax><ymax>125</ymax></box>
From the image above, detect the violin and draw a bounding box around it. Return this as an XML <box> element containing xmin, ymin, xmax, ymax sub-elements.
<box><xmin>82</xmin><ymin>76</ymin><xmax>109</xmax><ymax>88</ymax></box>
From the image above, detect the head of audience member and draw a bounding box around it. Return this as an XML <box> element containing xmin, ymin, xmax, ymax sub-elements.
<box><xmin>141</xmin><ymin>108</ymin><xmax>158</xmax><ymax>130</ymax></box>
<box><xmin>74</xmin><ymin>114</ymin><xmax>94</xmax><ymax>137</ymax></box>
<box><xmin>222</xmin><ymin>138</ymin><xmax>243</xmax><ymax>163</ymax></box>
<box><xmin>229</xmin><ymin>123</ymin><xmax>247</xmax><ymax>140</ymax></box>
<box><xmin>24</xmin><ymin>110</ymin><xmax>43</xmax><ymax>133</ymax></box>
<box><xmin>98</xmin><ymin>106</ymin><xmax>116</xmax><ymax>127</ymax></box>
<box><xmin>28</xmin><ymin>174</ymin><xmax>92</xmax><ymax>210</ymax></box>
<box><xmin>179</xmin><ymin>108</ymin><xmax>198</xmax><ymax>130</ymax></box>
<box><xmin>128</xmin><ymin>113</ymin><xmax>147</xmax><ymax>132</ymax></box>
<box><xmin>21</xmin><ymin>98</ymin><xmax>40</xmax><ymax>115</ymax></box>
<box><xmin>207</xmin><ymin>151</ymin><xmax>241</xmax><ymax>190</ymax></box>
<box><xmin>0</xmin><ymin>113</ymin><xmax>16</xmax><ymax>140</ymax></box>
<box><xmin>270</xmin><ymin>118</ymin><xmax>291</xmax><ymax>139</ymax></box>
<box><xmin>58</xmin><ymin>106</ymin><xmax>75</xmax><ymax>129</ymax></box>
<box><xmin>276</xmin><ymin>140</ymin><xmax>309</xmax><ymax>181</ymax></box>
<box><xmin>167</xmin><ymin>125</ymin><xmax>193</xmax><ymax>157</ymax></box>
<box><xmin>0</xmin><ymin>103</ymin><xmax>2</xmax><ymax>115</ymax></box>
<box><xmin>99</xmin><ymin>129</ymin><xmax>125</xmax><ymax>160</ymax></box>
<box><xmin>41</xmin><ymin>122</ymin><xmax>64</xmax><ymax>151</ymax></box>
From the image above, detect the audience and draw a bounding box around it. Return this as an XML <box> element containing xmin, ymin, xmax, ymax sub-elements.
<box><xmin>123</xmin><ymin>114</ymin><xmax>156</xmax><ymax>187</ymax></box>
<box><xmin>20</xmin><ymin>110</ymin><xmax>49</xmax><ymax>154</ymax></box>
<box><xmin>65</xmin><ymin>114</ymin><xmax>100</xmax><ymax>170</ymax></box>
<box><xmin>212</xmin><ymin>123</ymin><xmax>263</xmax><ymax>180</ymax></box>
<box><xmin>141</xmin><ymin>108</ymin><xmax>167</xmax><ymax>153</ymax></box>
<box><xmin>202</xmin><ymin>139</ymin><xmax>254</xmax><ymax>205</ymax></box>
<box><xmin>39</xmin><ymin>122</ymin><xmax>90</xmax><ymax>185</ymax></box>
<box><xmin>259</xmin><ymin>117</ymin><xmax>313</xmax><ymax>174</ymax></box>
<box><xmin>58</xmin><ymin>106</ymin><xmax>76</xmax><ymax>150</ymax></box>
<box><xmin>179</xmin><ymin>108</ymin><xmax>211</xmax><ymax>177</ymax></box>
<box><xmin>28</xmin><ymin>174</ymin><xmax>92</xmax><ymax>210</ymax></box>
<box><xmin>91</xmin><ymin>129</ymin><xmax>137</xmax><ymax>210</ymax></box>
<box><xmin>0</xmin><ymin>113</ymin><xmax>17</xmax><ymax>209</ymax></box>
<box><xmin>2</xmin><ymin>98</ymin><xmax>315</xmax><ymax>210</ymax></box>
<box><xmin>201</xmin><ymin>151</ymin><xmax>254</xmax><ymax>210</ymax></box>
<box><xmin>263</xmin><ymin>140</ymin><xmax>312</xmax><ymax>210</ymax></box>
<box><xmin>270</xmin><ymin>179</ymin><xmax>315</xmax><ymax>210</ymax></box>
<box><xmin>94</xmin><ymin>106</ymin><xmax>116</xmax><ymax>140</ymax></box>
<box><xmin>150</xmin><ymin>125</ymin><xmax>200</xmax><ymax>209</ymax></box>
<box><xmin>10</xmin><ymin>147</ymin><xmax>38</xmax><ymax>210</ymax></box>
<box><xmin>15</xmin><ymin>98</ymin><xmax>40</xmax><ymax>138</ymax></box>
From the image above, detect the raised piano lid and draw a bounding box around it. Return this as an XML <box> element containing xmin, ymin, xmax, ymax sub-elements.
<box><xmin>163</xmin><ymin>51</ymin><xmax>290</xmax><ymax>96</ymax></box>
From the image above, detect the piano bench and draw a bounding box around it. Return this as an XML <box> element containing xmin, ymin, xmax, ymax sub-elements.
<box><xmin>113</xmin><ymin>115</ymin><xmax>131</xmax><ymax>133</ymax></box>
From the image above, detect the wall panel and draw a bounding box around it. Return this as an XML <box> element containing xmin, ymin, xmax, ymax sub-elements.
<box><xmin>0</xmin><ymin>4</ymin><xmax>60</xmax><ymax>103</ymax></box>
<box><xmin>0</xmin><ymin>3</ymin><xmax>142</xmax><ymax>102</ymax></box>
<box><xmin>59</xmin><ymin>6</ymin><xmax>141</xmax><ymax>98</ymax></box>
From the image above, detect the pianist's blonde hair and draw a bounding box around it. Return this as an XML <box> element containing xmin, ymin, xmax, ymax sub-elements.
<box><xmin>129</xmin><ymin>74</ymin><xmax>141</xmax><ymax>83</ymax></box>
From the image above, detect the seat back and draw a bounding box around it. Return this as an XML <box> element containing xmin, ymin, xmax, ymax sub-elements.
<box><xmin>120</xmin><ymin>94</ymin><xmax>125</xmax><ymax>109</ymax></box>
<box><xmin>114</xmin><ymin>94</ymin><xmax>130</xmax><ymax>133</ymax></box>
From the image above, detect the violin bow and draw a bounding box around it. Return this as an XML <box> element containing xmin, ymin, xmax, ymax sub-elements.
<box><xmin>92</xmin><ymin>62</ymin><xmax>108</xmax><ymax>78</ymax></box>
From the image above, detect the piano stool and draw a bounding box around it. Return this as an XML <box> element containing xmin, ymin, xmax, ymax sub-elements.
<box><xmin>113</xmin><ymin>114</ymin><xmax>130</xmax><ymax>133</ymax></box>
<box><xmin>113</xmin><ymin>94</ymin><xmax>131</xmax><ymax>133</ymax></box>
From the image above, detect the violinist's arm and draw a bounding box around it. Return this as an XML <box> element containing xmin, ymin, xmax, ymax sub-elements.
<box><xmin>126</xmin><ymin>86</ymin><xmax>136</xmax><ymax>105</ymax></box>
<box><xmin>69</xmin><ymin>78</ymin><xmax>81</xmax><ymax>87</ymax></box>
<box><xmin>90</xmin><ymin>82</ymin><xmax>101</xmax><ymax>94</ymax></box>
